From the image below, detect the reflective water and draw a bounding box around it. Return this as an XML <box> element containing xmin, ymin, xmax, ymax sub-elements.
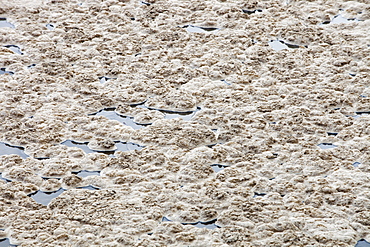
<box><xmin>331</xmin><ymin>14</ymin><xmax>349</xmax><ymax>24</ymax></box>
<box><xmin>0</xmin><ymin>142</ymin><xmax>29</xmax><ymax>158</ymax></box>
<box><xmin>318</xmin><ymin>143</ymin><xmax>338</xmax><ymax>149</ymax></box>
<box><xmin>221</xmin><ymin>79</ymin><xmax>231</xmax><ymax>85</ymax></box>
<box><xmin>206</xmin><ymin>143</ymin><xmax>222</xmax><ymax>148</ymax></box>
<box><xmin>0</xmin><ymin>68</ymin><xmax>14</xmax><ymax>75</ymax></box>
<box><xmin>61</xmin><ymin>140</ymin><xmax>143</xmax><ymax>156</ymax></box>
<box><xmin>114</xmin><ymin>142</ymin><xmax>144</xmax><ymax>153</ymax></box>
<box><xmin>140</xmin><ymin>1</ymin><xmax>151</xmax><ymax>5</ymax></box>
<box><xmin>182</xmin><ymin>25</ymin><xmax>219</xmax><ymax>33</ymax></box>
<box><xmin>269</xmin><ymin>40</ymin><xmax>302</xmax><ymax>51</ymax></box>
<box><xmin>0</xmin><ymin>18</ymin><xmax>15</xmax><ymax>28</ymax></box>
<box><xmin>93</xmin><ymin>106</ymin><xmax>199</xmax><ymax>128</ymax></box>
<box><xmin>242</xmin><ymin>9</ymin><xmax>262</xmax><ymax>14</ymax></box>
<box><xmin>91</xmin><ymin>108</ymin><xmax>148</xmax><ymax>130</ymax></box>
<box><xmin>72</xmin><ymin>170</ymin><xmax>100</xmax><ymax>177</ymax></box>
<box><xmin>143</xmin><ymin>106</ymin><xmax>200</xmax><ymax>121</ymax></box>
<box><xmin>27</xmin><ymin>64</ymin><xmax>37</xmax><ymax>69</ymax></box>
<box><xmin>163</xmin><ymin>107</ymin><xmax>200</xmax><ymax>121</ymax></box>
<box><xmin>211</xmin><ymin>164</ymin><xmax>229</xmax><ymax>173</ymax></box>
<box><xmin>253</xmin><ymin>192</ymin><xmax>267</xmax><ymax>198</ymax></box>
<box><xmin>28</xmin><ymin>188</ymin><xmax>66</xmax><ymax>205</ymax></box>
<box><xmin>3</xmin><ymin>45</ymin><xmax>23</xmax><ymax>55</ymax></box>
<box><xmin>46</xmin><ymin>23</ymin><xmax>55</xmax><ymax>30</ymax></box>
<box><xmin>161</xmin><ymin>217</ymin><xmax>171</xmax><ymax>222</ymax></box>
<box><xmin>41</xmin><ymin>176</ymin><xmax>61</xmax><ymax>180</ymax></box>
<box><xmin>269</xmin><ymin>40</ymin><xmax>289</xmax><ymax>51</ymax></box>
<box><xmin>61</xmin><ymin>140</ymin><xmax>93</xmax><ymax>154</ymax></box>
<box><xmin>321</xmin><ymin>14</ymin><xmax>362</xmax><ymax>25</ymax></box>
<box><xmin>353</xmin><ymin>162</ymin><xmax>361</xmax><ymax>168</ymax></box>
<box><xmin>0</xmin><ymin>238</ymin><xmax>17</xmax><ymax>247</ymax></box>
<box><xmin>327</xmin><ymin>132</ymin><xmax>338</xmax><ymax>136</ymax></box>
<box><xmin>76</xmin><ymin>185</ymin><xmax>100</xmax><ymax>190</ymax></box>
<box><xmin>162</xmin><ymin>217</ymin><xmax>220</xmax><ymax>229</ymax></box>
<box><xmin>356</xmin><ymin>239</ymin><xmax>370</xmax><ymax>247</ymax></box>
<box><xmin>99</xmin><ymin>76</ymin><xmax>116</xmax><ymax>84</ymax></box>
<box><xmin>182</xmin><ymin>219</ymin><xmax>221</xmax><ymax>229</ymax></box>
<box><xmin>355</xmin><ymin>111</ymin><xmax>370</xmax><ymax>116</ymax></box>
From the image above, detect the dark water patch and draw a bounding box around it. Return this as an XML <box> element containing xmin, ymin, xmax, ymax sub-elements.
<box><xmin>0</xmin><ymin>18</ymin><xmax>15</xmax><ymax>28</ymax></box>
<box><xmin>0</xmin><ymin>68</ymin><xmax>14</xmax><ymax>75</ymax></box>
<box><xmin>28</xmin><ymin>188</ymin><xmax>66</xmax><ymax>205</ymax></box>
<box><xmin>140</xmin><ymin>1</ymin><xmax>151</xmax><ymax>5</ymax></box>
<box><xmin>91</xmin><ymin>108</ymin><xmax>148</xmax><ymax>130</ymax></box>
<box><xmin>206</xmin><ymin>143</ymin><xmax>223</xmax><ymax>148</ymax></box>
<box><xmin>41</xmin><ymin>176</ymin><xmax>61</xmax><ymax>180</ymax></box>
<box><xmin>284</xmin><ymin>42</ymin><xmax>303</xmax><ymax>49</ymax></box>
<box><xmin>77</xmin><ymin>185</ymin><xmax>100</xmax><ymax>190</ymax></box>
<box><xmin>182</xmin><ymin>219</ymin><xmax>221</xmax><ymax>229</ymax></box>
<box><xmin>0</xmin><ymin>238</ymin><xmax>18</xmax><ymax>247</ymax></box>
<box><xmin>349</xmin><ymin>73</ymin><xmax>356</xmax><ymax>77</ymax></box>
<box><xmin>327</xmin><ymin>132</ymin><xmax>338</xmax><ymax>136</ymax></box>
<box><xmin>0</xmin><ymin>142</ymin><xmax>28</xmax><ymax>159</ymax></box>
<box><xmin>318</xmin><ymin>143</ymin><xmax>337</xmax><ymax>149</ymax></box>
<box><xmin>211</xmin><ymin>164</ymin><xmax>229</xmax><ymax>173</ymax></box>
<box><xmin>27</xmin><ymin>64</ymin><xmax>36</xmax><ymax>69</ymax></box>
<box><xmin>353</xmin><ymin>162</ymin><xmax>361</xmax><ymax>168</ymax></box>
<box><xmin>34</xmin><ymin>157</ymin><xmax>50</xmax><ymax>160</ymax></box>
<box><xmin>356</xmin><ymin>239</ymin><xmax>370</xmax><ymax>247</ymax></box>
<box><xmin>0</xmin><ymin>173</ymin><xmax>11</xmax><ymax>183</ymax></box>
<box><xmin>180</xmin><ymin>25</ymin><xmax>220</xmax><ymax>33</ymax></box>
<box><xmin>61</xmin><ymin>140</ymin><xmax>143</xmax><ymax>156</ymax></box>
<box><xmin>46</xmin><ymin>23</ymin><xmax>55</xmax><ymax>30</ymax></box>
<box><xmin>72</xmin><ymin>170</ymin><xmax>101</xmax><ymax>177</ymax></box>
<box><xmin>242</xmin><ymin>9</ymin><xmax>262</xmax><ymax>14</ymax></box>
<box><xmin>3</xmin><ymin>45</ymin><xmax>23</xmax><ymax>55</ymax></box>
<box><xmin>253</xmin><ymin>192</ymin><xmax>267</xmax><ymax>198</ymax></box>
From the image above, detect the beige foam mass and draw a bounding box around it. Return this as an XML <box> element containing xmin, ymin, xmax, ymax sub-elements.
<box><xmin>0</xmin><ymin>0</ymin><xmax>370</xmax><ymax>246</ymax></box>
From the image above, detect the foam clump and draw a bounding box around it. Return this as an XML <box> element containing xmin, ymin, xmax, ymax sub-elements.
<box><xmin>132</xmin><ymin>118</ymin><xmax>217</xmax><ymax>149</ymax></box>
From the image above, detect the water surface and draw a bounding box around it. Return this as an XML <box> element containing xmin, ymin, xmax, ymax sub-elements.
<box><xmin>318</xmin><ymin>143</ymin><xmax>337</xmax><ymax>149</ymax></box>
<box><xmin>182</xmin><ymin>25</ymin><xmax>219</xmax><ymax>33</ymax></box>
<box><xmin>0</xmin><ymin>142</ymin><xmax>28</xmax><ymax>158</ymax></box>
<box><xmin>356</xmin><ymin>239</ymin><xmax>370</xmax><ymax>247</ymax></box>
<box><xmin>28</xmin><ymin>188</ymin><xmax>66</xmax><ymax>205</ymax></box>
<box><xmin>0</xmin><ymin>18</ymin><xmax>15</xmax><ymax>28</ymax></box>
<box><xmin>3</xmin><ymin>45</ymin><xmax>23</xmax><ymax>55</ymax></box>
